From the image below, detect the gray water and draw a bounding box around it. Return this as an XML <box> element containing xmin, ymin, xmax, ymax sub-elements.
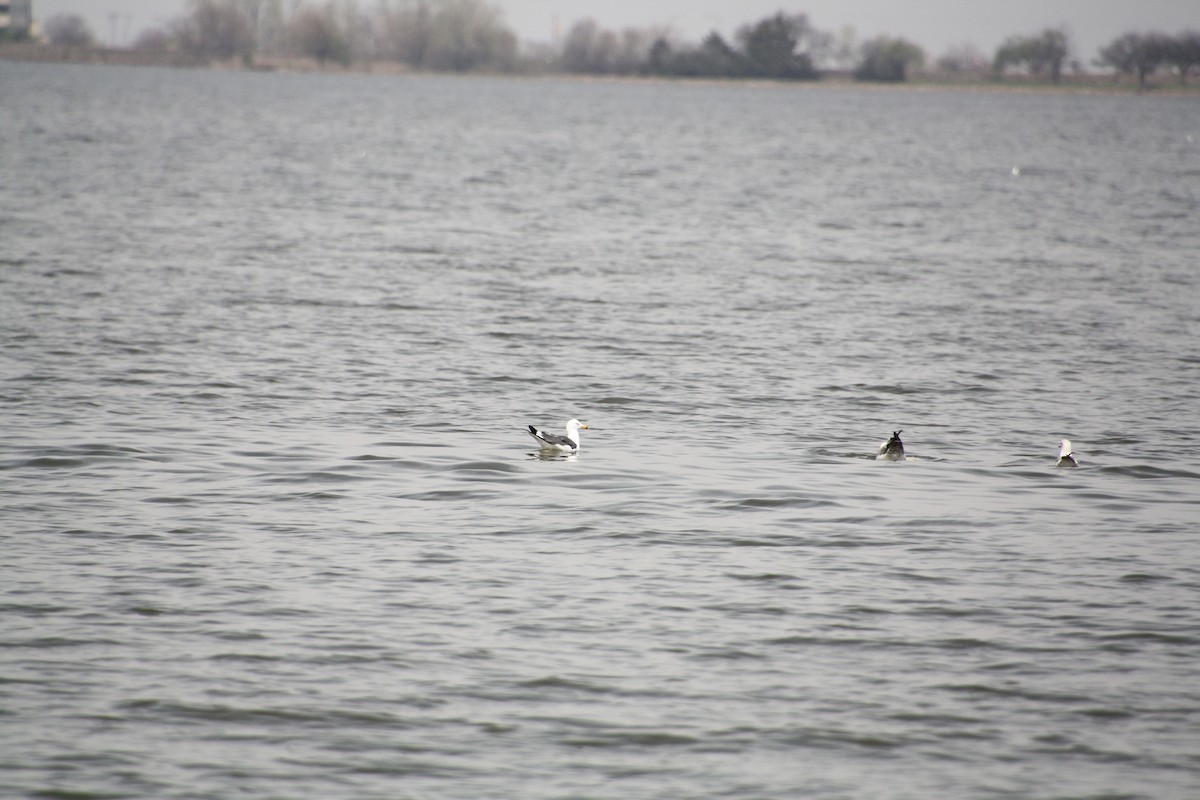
<box><xmin>2</xmin><ymin>61</ymin><xmax>1199</xmax><ymax>800</ymax></box>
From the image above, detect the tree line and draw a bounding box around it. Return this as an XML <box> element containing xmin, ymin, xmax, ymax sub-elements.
<box><xmin>35</xmin><ymin>1</ymin><xmax>1200</xmax><ymax>87</ymax></box>
<box><xmin>129</xmin><ymin>0</ymin><xmax>520</xmax><ymax>70</ymax></box>
<box><xmin>993</xmin><ymin>27</ymin><xmax>1200</xmax><ymax>87</ymax></box>
<box><xmin>1096</xmin><ymin>31</ymin><xmax>1200</xmax><ymax>87</ymax></box>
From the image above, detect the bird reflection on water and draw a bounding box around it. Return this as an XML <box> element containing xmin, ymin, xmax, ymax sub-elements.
<box><xmin>528</xmin><ymin>449</ymin><xmax>578</xmax><ymax>462</ymax></box>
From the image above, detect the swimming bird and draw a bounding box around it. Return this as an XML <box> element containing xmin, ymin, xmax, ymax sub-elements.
<box><xmin>1056</xmin><ymin>439</ymin><xmax>1077</xmax><ymax>468</ymax></box>
<box><xmin>527</xmin><ymin>419</ymin><xmax>589</xmax><ymax>452</ymax></box>
<box><xmin>876</xmin><ymin>430</ymin><xmax>905</xmax><ymax>461</ymax></box>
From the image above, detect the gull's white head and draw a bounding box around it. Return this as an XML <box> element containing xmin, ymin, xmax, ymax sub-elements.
<box><xmin>566</xmin><ymin>419</ymin><xmax>589</xmax><ymax>432</ymax></box>
<box><xmin>1058</xmin><ymin>439</ymin><xmax>1073</xmax><ymax>459</ymax></box>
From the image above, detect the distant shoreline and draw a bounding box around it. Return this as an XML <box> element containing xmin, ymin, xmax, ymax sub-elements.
<box><xmin>3</xmin><ymin>42</ymin><xmax>1196</xmax><ymax>96</ymax></box>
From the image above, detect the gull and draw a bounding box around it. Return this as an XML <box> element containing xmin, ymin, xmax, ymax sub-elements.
<box><xmin>1056</xmin><ymin>439</ymin><xmax>1078</xmax><ymax>468</ymax></box>
<box><xmin>876</xmin><ymin>430</ymin><xmax>905</xmax><ymax>461</ymax></box>
<box><xmin>527</xmin><ymin>419</ymin><xmax>589</xmax><ymax>453</ymax></box>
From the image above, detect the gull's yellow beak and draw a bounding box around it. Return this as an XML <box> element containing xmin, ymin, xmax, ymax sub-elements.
<box><xmin>580</xmin><ymin>424</ymin><xmax>590</xmax><ymax>429</ymax></box>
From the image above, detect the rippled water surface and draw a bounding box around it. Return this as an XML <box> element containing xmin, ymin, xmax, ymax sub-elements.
<box><xmin>2</xmin><ymin>62</ymin><xmax>1199</xmax><ymax>799</ymax></box>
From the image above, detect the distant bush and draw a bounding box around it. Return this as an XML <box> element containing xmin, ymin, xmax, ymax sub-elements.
<box><xmin>736</xmin><ymin>13</ymin><xmax>822</xmax><ymax>79</ymax></box>
<box><xmin>855</xmin><ymin>36</ymin><xmax>925</xmax><ymax>82</ymax></box>
<box><xmin>993</xmin><ymin>28</ymin><xmax>1071</xmax><ymax>83</ymax></box>
<box><xmin>291</xmin><ymin>8</ymin><xmax>349</xmax><ymax>66</ymax></box>
<box><xmin>647</xmin><ymin>32</ymin><xmax>747</xmax><ymax>78</ymax></box>
<box><xmin>131</xmin><ymin>28</ymin><xmax>174</xmax><ymax>53</ymax></box>
<box><xmin>641</xmin><ymin>12</ymin><xmax>824</xmax><ymax>80</ymax></box>
<box><xmin>174</xmin><ymin>0</ymin><xmax>255</xmax><ymax>63</ymax></box>
<box><xmin>560</xmin><ymin>19</ymin><xmax>614</xmax><ymax>73</ymax></box>
<box><xmin>43</xmin><ymin>14</ymin><xmax>96</xmax><ymax>48</ymax></box>
<box><xmin>935</xmin><ymin>43</ymin><xmax>987</xmax><ymax>74</ymax></box>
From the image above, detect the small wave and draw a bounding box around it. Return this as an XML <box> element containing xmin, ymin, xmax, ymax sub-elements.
<box><xmin>0</xmin><ymin>603</ymin><xmax>73</xmax><ymax>617</ymax></box>
<box><xmin>776</xmin><ymin>725</ymin><xmax>911</xmax><ymax>750</ymax></box>
<box><xmin>561</xmin><ymin>729</ymin><xmax>699</xmax><ymax>748</ymax></box>
<box><xmin>24</xmin><ymin>789</ymin><xmax>130</xmax><ymax>800</ymax></box>
<box><xmin>376</xmin><ymin>440</ymin><xmax>454</xmax><ymax>449</ymax></box>
<box><xmin>726</xmin><ymin>572</ymin><xmax>798</xmax><ymax>583</ymax></box>
<box><xmin>14</xmin><ymin>456</ymin><xmax>87</xmax><ymax>469</ymax></box>
<box><xmin>263</xmin><ymin>470</ymin><xmax>370</xmax><ymax>484</ymax></box>
<box><xmin>8</xmin><ymin>636</ymin><xmax>124</xmax><ymax>649</ymax></box>
<box><xmin>910</xmin><ymin>605</ymin><xmax>997</xmax><ymax>619</ymax></box>
<box><xmin>1119</xmin><ymin>572</ymin><xmax>1169</xmax><ymax>584</ymax></box>
<box><xmin>6</xmin><ymin>442</ymin><xmax>154</xmax><ymax>471</ymax></box>
<box><xmin>765</xmin><ymin>635</ymin><xmax>868</xmax><ymax>648</ymax></box>
<box><xmin>819</xmin><ymin>383</ymin><xmax>922</xmax><ymax>395</ymax></box>
<box><xmin>596</xmin><ymin>395</ymin><xmax>642</xmax><ymax>405</ymax></box>
<box><xmin>1099</xmin><ymin>464</ymin><xmax>1200</xmax><ymax>480</ymax></box>
<box><xmin>1077</xmin><ymin>707</ymin><xmax>1136</xmax><ymax>720</ymax></box>
<box><xmin>518</xmin><ymin>676</ymin><xmax>612</xmax><ymax>694</ymax></box>
<box><xmin>937</xmin><ymin>683</ymin><xmax>1091</xmax><ymax>704</ymax></box>
<box><xmin>209</xmin><ymin>652</ymin><xmax>281</xmax><ymax>662</ymax></box>
<box><xmin>403</xmin><ymin>488</ymin><xmax>498</xmax><ymax>501</ymax></box>
<box><xmin>442</xmin><ymin>460</ymin><xmax>522</xmax><ymax>474</ymax></box>
<box><xmin>722</xmin><ymin>495</ymin><xmax>837</xmax><ymax>510</ymax></box>
<box><xmin>1097</xmin><ymin>631</ymin><xmax>1196</xmax><ymax>646</ymax></box>
<box><xmin>289</xmin><ymin>490</ymin><xmax>346</xmax><ymax>501</ymax></box>
<box><xmin>118</xmin><ymin>699</ymin><xmax>411</xmax><ymax>729</ymax></box>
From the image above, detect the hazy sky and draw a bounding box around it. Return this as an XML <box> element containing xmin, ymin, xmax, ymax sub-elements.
<box><xmin>32</xmin><ymin>0</ymin><xmax>1200</xmax><ymax>61</ymax></box>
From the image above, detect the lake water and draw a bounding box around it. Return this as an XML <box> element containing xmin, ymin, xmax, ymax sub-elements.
<box><xmin>2</xmin><ymin>61</ymin><xmax>1199</xmax><ymax>799</ymax></box>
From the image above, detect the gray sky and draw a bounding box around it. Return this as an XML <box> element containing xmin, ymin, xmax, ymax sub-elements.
<box><xmin>32</xmin><ymin>0</ymin><xmax>1200</xmax><ymax>61</ymax></box>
